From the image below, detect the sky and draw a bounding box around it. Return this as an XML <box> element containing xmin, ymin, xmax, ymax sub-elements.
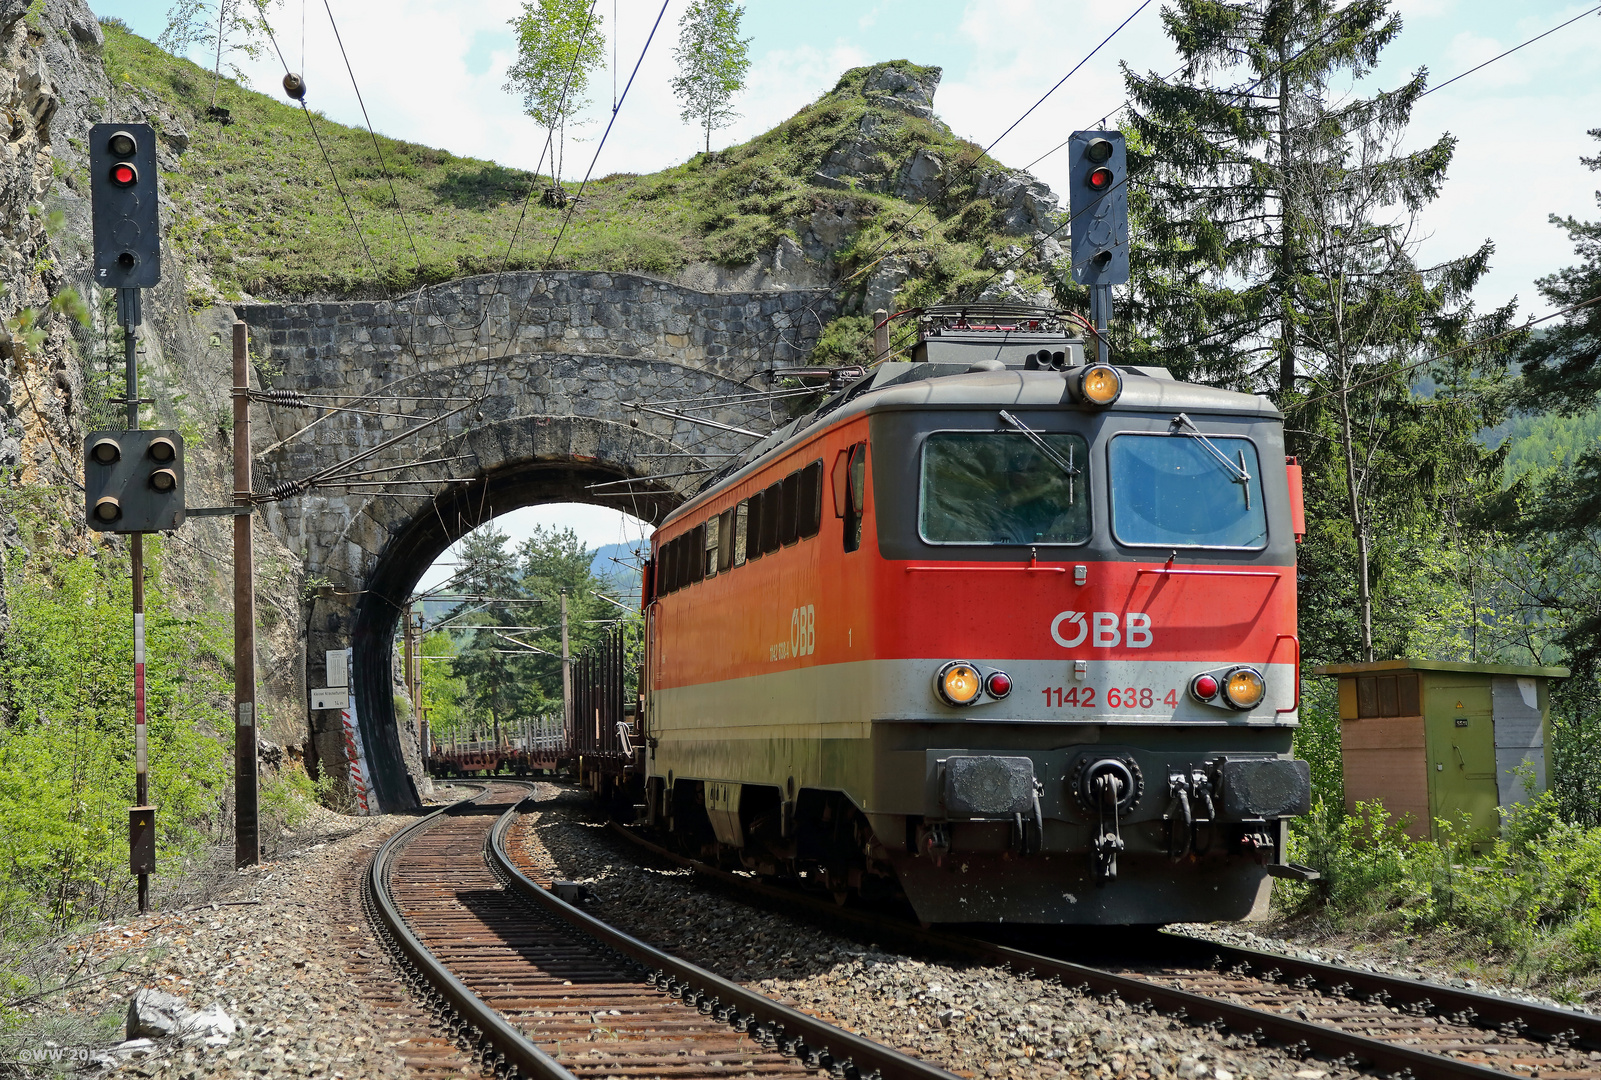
<box><xmin>88</xmin><ymin>0</ymin><xmax>1601</xmax><ymax>567</ymax></box>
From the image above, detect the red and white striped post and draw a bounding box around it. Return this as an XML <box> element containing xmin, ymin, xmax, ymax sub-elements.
<box><xmin>131</xmin><ymin>535</ymin><xmax>149</xmax><ymax>914</ymax></box>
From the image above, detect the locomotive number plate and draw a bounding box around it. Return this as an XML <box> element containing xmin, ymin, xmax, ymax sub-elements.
<box><xmin>1041</xmin><ymin>686</ymin><xmax>1180</xmax><ymax>709</ymax></box>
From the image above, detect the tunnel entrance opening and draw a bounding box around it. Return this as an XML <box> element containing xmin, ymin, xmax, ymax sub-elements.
<box><xmin>331</xmin><ymin>459</ymin><xmax>674</xmax><ymax>812</ymax></box>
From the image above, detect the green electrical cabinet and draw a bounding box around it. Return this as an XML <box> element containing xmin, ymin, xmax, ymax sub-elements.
<box><xmin>1312</xmin><ymin>660</ymin><xmax>1567</xmax><ymax>847</ymax></box>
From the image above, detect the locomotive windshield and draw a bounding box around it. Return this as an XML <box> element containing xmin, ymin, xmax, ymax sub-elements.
<box><xmin>919</xmin><ymin>432</ymin><xmax>1091</xmax><ymax>545</ymax></box>
<box><xmin>1109</xmin><ymin>433</ymin><xmax>1268</xmax><ymax>548</ymax></box>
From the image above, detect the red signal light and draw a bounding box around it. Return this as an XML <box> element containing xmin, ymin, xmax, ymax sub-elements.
<box><xmin>985</xmin><ymin>671</ymin><xmax>1012</xmax><ymax>699</ymax></box>
<box><xmin>110</xmin><ymin>162</ymin><xmax>138</xmax><ymax>186</ymax></box>
<box><xmin>1087</xmin><ymin>167</ymin><xmax>1113</xmax><ymax>192</ymax></box>
<box><xmin>1192</xmin><ymin>674</ymin><xmax>1219</xmax><ymax>700</ymax></box>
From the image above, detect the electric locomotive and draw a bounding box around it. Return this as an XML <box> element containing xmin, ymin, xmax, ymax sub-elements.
<box><xmin>639</xmin><ymin>305</ymin><xmax>1312</xmax><ymax>925</ymax></box>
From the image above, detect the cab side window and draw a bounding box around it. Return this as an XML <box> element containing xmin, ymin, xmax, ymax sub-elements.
<box><xmin>833</xmin><ymin>442</ymin><xmax>867</xmax><ymax>552</ymax></box>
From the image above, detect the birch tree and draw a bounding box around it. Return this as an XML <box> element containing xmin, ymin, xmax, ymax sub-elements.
<box><xmin>671</xmin><ymin>0</ymin><xmax>751</xmax><ymax>155</ymax></box>
<box><xmin>505</xmin><ymin>0</ymin><xmax>606</xmax><ymax>188</ymax></box>
<box><xmin>158</xmin><ymin>0</ymin><xmax>282</xmax><ymax>105</ymax></box>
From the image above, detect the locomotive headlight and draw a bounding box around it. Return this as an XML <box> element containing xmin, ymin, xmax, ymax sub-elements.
<box><xmin>936</xmin><ymin>661</ymin><xmax>983</xmax><ymax>707</ymax></box>
<box><xmin>1224</xmin><ymin>667</ymin><xmax>1266</xmax><ymax>710</ymax></box>
<box><xmin>1076</xmin><ymin>364</ymin><xmax>1123</xmax><ymax>405</ymax></box>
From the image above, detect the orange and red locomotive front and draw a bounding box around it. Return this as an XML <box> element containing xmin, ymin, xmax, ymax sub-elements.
<box><xmin>641</xmin><ymin>311</ymin><xmax>1311</xmax><ymax>925</ymax></box>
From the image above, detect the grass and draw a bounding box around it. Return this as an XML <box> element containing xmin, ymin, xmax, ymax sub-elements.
<box><xmin>99</xmin><ymin>24</ymin><xmax>1050</xmax><ymax>316</ymax></box>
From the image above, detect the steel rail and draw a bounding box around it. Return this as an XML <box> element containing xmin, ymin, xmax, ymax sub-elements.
<box><xmin>489</xmin><ymin>799</ymin><xmax>961</xmax><ymax>1080</ymax></box>
<box><xmin>366</xmin><ymin>782</ymin><xmax>579</xmax><ymax>1080</ymax></box>
<box><xmin>1167</xmin><ymin>937</ymin><xmax>1601</xmax><ymax>1055</ymax></box>
<box><xmin>604</xmin><ymin>822</ymin><xmax>1556</xmax><ymax>1080</ymax></box>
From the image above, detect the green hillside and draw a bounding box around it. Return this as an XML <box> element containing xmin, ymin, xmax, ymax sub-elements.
<box><xmin>98</xmin><ymin>21</ymin><xmax>1040</xmax><ymax>319</ymax></box>
<box><xmin>1500</xmin><ymin>406</ymin><xmax>1601</xmax><ymax>482</ymax></box>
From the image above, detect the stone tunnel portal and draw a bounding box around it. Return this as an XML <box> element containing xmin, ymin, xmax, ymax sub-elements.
<box><xmin>322</xmin><ymin>443</ymin><xmax>686</xmax><ymax>815</ymax></box>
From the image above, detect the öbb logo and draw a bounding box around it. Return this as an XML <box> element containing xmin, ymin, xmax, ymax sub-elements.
<box><xmin>1051</xmin><ymin>611</ymin><xmax>1153</xmax><ymax>649</ymax></box>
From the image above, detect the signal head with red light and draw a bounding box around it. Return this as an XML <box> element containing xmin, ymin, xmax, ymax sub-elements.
<box><xmin>1068</xmin><ymin>130</ymin><xmax>1129</xmax><ymax>288</ymax></box>
<box><xmin>89</xmin><ymin>122</ymin><xmax>161</xmax><ymax>289</ymax></box>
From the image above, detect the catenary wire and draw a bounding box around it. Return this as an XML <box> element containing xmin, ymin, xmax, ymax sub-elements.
<box><xmin>261</xmin><ymin>18</ymin><xmax>386</xmax><ymax>288</ymax></box>
<box><xmin>950</xmin><ymin>3</ymin><xmax>1589</xmax><ymax>313</ymax></box>
<box><xmin>322</xmin><ymin>0</ymin><xmax>428</xmax><ymax>283</ymax></box>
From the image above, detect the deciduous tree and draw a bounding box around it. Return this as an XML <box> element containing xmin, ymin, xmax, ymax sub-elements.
<box><xmin>505</xmin><ymin>0</ymin><xmax>606</xmax><ymax>188</ymax></box>
<box><xmin>158</xmin><ymin>0</ymin><xmax>282</xmax><ymax>105</ymax></box>
<box><xmin>671</xmin><ymin>0</ymin><xmax>751</xmax><ymax>155</ymax></box>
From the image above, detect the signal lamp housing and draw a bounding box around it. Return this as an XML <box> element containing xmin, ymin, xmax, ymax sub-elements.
<box><xmin>985</xmin><ymin>670</ymin><xmax>1013</xmax><ymax>699</ymax></box>
<box><xmin>1084</xmin><ymin>137</ymin><xmax>1113</xmax><ymax>164</ymax></box>
<box><xmin>1087</xmin><ymin>166</ymin><xmax>1113</xmax><ymax>192</ymax></box>
<box><xmin>110</xmin><ymin>162</ymin><xmax>138</xmax><ymax>187</ymax></box>
<box><xmin>90</xmin><ymin>437</ymin><xmax>121</xmax><ymax>465</ymax></box>
<box><xmin>148</xmin><ymin>436</ymin><xmax>177</xmax><ymax>463</ymax></box>
<box><xmin>1189</xmin><ymin>666</ymin><xmax>1267</xmax><ymax>711</ymax></box>
<box><xmin>107</xmin><ymin>130</ymin><xmax>137</xmax><ymax>158</ymax></box>
<box><xmin>936</xmin><ymin>661</ymin><xmax>983</xmax><ymax>707</ymax></box>
<box><xmin>149</xmin><ymin>468</ymin><xmax>178</xmax><ymax>493</ymax></box>
<box><xmin>93</xmin><ymin>496</ymin><xmax>122</xmax><ymax>523</ymax></box>
<box><xmin>1074</xmin><ymin>363</ymin><xmax>1123</xmax><ymax>406</ymax></box>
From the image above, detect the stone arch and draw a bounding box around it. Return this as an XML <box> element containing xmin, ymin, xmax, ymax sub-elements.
<box><xmin>242</xmin><ymin>272</ymin><xmax>835</xmax><ymax>811</ymax></box>
<box><xmin>291</xmin><ymin>410</ymin><xmax>749</xmax><ymax>812</ymax></box>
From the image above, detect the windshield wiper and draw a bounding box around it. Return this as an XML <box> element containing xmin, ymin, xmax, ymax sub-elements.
<box><xmin>1169</xmin><ymin>413</ymin><xmax>1253</xmax><ymax>509</ymax></box>
<box><xmin>1000</xmin><ymin>409</ymin><xmax>1079</xmax><ymax>502</ymax></box>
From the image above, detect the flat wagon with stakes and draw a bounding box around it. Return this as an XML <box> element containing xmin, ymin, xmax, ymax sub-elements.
<box><xmin>617</xmin><ymin>304</ymin><xmax>1316</xmax><ymax>925</ymax></box>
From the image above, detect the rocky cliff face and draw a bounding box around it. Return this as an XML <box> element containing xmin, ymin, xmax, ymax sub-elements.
<box><xmin>0</xmin><ymin>0</ymin><xmax>84</xmax><ymax>517</ymax></box>
<box><xmin>0</xmin><ymin>0</ymin><xmax>309</xmax><ymax>760</ymax></box>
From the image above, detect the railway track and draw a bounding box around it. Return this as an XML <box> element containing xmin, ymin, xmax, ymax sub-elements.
<box><xmin>596</xmin><ymin>812</ymin><xmax>1601</xmax><ymax>1080</ymax></box>
<box><xmin>366</xmin><ymin>781</ymin><xmax>961</xmax><ymax>1080</ymax></box>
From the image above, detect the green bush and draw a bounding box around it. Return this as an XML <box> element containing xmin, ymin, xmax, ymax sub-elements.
<box><xmin>1284</xmin><ymin>795</ymin><xmax>1601</xmax><ymax>993</ymax></box>
<box><xmin>0</xmin><ymin>549</ymin><xmax>233</xmax><ymax>936</ymax></box>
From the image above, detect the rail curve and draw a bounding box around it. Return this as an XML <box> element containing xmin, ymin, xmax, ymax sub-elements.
<box><xmin>367</xmin><ymin>782</ymin><xmax>960</xmax><ymax>1080</ymax></box>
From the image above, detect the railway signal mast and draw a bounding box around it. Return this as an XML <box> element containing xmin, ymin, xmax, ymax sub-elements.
<box><xmin>87</xmin><ymin>122</ymin><xmax>174</xmax><ymax>913</ymax></box>
<box><xmin>1068</xmin><ymin>130</ymin><xmax>1130</xmax><ymax>363</ymax></box>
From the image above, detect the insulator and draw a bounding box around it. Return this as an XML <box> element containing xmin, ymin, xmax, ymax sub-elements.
<box><xmin>257</xmin><ymin>389</ymin><xmax>311</xmax><ymax>408</ymax></box>
<box><xmin>283</xmin><ymin>72</ymin><xmax>307</xmax><ymax>100</ymax></box>
<box><xmin>264</xmin><ymin>480</ymin><xmax>307</xmax><ymax>501</ymax></box>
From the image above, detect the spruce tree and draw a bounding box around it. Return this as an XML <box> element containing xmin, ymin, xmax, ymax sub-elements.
<box><xmin>1123</xmin><ymin>0</ymin><xmax>1515</xmax><ymax>663</ymax></box>
<box><xmin>1124</xmin><ymin>0</ymin><xmax>1424</xmax><ymax>393</ymax></box>
<box><xmin>1504</xmin><ymin>130</ymin><xmax>1601</xmax><ymax>678</ymax></box>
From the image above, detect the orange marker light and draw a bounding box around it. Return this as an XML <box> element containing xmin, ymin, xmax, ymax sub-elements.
<box><xmin>936</xmin><ymin>661</ymin><xmax>982</xmax><ymax>707</ymax></box>
<box><xmin>1077</xmin><ymin>364</ymin><xmax>1123</xmax><ymax>406</ymax></box>
<box><xmin>1224</xmin><ymin>667</ymin><xmax>1266</xmax><ymax>710</ymax></box>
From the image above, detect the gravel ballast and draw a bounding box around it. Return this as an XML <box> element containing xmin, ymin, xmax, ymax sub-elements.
<box><xmin>30</xmin><ymin>794</ymin><xmax>481</xmax><ymax>1079</ymax></box>
<box><xmin>512</xmin><ymin>783</ymin><xmax>1361</xmax><ymax>1080</ymax></box>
